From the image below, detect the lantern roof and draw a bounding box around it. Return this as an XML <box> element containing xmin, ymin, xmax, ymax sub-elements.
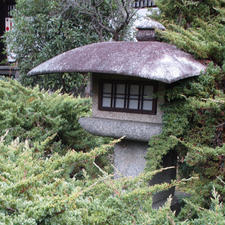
<box><xmin>28</xmin><ymin>41</ymin><xmax>206</xmax><ymax>84</ymax></box>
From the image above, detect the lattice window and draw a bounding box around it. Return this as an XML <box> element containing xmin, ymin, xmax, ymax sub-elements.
<box><xmin>99</xmin><ymin>80</ymin><xmax>157</xmax><ymax>114</ymax></box>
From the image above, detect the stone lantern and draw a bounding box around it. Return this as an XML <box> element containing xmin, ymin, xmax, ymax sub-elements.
<box><xmin>136</xmin><ymin>18</ymin><xmax>166</xmax><ymax>41</ymax></box>
<box><xmin>28</xmin><ymin>19</ymin><xmax>206</xmax><ymax>208</ymax></box>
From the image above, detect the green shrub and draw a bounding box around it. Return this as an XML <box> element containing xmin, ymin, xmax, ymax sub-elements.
<box><xmin>147</xmin><ymin>0</ymin><xmax>225</xmax><ymax>211</ymax></box>
<box><xmin>0</xmin><ymin>137</ymin><xmax>168</xmax><ymax>225</ymax></box>
<box><xmin>0</xmin><ymin>79</ymin><xmax>105</xmax><ymax>154</ymax></box>
<box><xmin>1</xmin><ymin>136</ymin><xmax>225</xmax><ymax>224</ymax></box>
<box><xmin>0</xmin><ymin>79</ymin><xmax>225</xmax><ymax>224</ymax></box>
<box><xmin>146</xmin><ymin>64</ymin><xmax>225</xmax><ymax>209</ymax></box>
<box><xmin>154</xmin><ymin>0</ymin><xmax>225</xmax><ymax>66</ymax></box>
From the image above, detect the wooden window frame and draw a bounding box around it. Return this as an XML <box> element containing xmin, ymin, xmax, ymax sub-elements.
<box><xmin>99</xmin><ymin>79</ymin><xmax>157</xmax><ymax>115</ymax></box>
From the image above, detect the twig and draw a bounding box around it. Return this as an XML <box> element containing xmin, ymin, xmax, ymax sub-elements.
<box><xmin>217</xmin><ymin>176</ymin><xmax>225</xmax><ymax>185</ymax></box>
<box><xmin>0</xmin><ymin>129</ymin><xmax>9</xmax><ymax>143</ymax></box>
<box><xmin>216</xmin><ymin>122</ymin><xmax>225</xmax><ymax>128</ymax></box>
<box><xmin>167</xmin><ymin>214</ymin><xmax>176</xmax><ymax>225</ymax></box>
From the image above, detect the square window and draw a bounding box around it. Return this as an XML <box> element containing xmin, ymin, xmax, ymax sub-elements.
<box><xmin>143</xmin><ymin>100</ymin><xmax>153</xmax><ymax>110</ymax></box>
<box><xmin>116</xmin><ymin>84</ymin><xmax>125</xmax><ymax>94</ymax></box>
<box><xmin>115</xmin><ymin>98</ymin><xmax>125</xmax><ymax>108</ymax></box>
<box><xmin>130</xmin><ymin>85</ymin><xmax>139</xmax><ymax>96</ymax></box>
<box><xmin>143</xmin><ymin>85</ymin><xmax>153</xmax><ymax>98</ymax></box>
<box><xmin>102</xmin><ymin>97</ymin><xmax>111</xmax><ymax>107</ymax></box>
<box><xmin>99</xmin><ymin>80</ymin><xmax>157</xmax><ymax>114</ymax></box>
<box><xmin>103</xmin><ymin>83</ymin><xmax>112</xmax><ymax>93</ymax></box>
<box><xmin>128</xmin><ymin>99</ymin><xmax>139</xmax><ymax>109</ymax></box>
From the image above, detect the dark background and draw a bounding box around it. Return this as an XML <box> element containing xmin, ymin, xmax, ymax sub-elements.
<box><xmin>0</xmin><ymin>0</ymin><xmax>15</xmax><ymax>63</ymax></box>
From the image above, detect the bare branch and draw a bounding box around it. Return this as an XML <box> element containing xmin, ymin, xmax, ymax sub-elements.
<box><xmin>64</xmin><ymin>0</ymin><xmax>136</xmax><ymax>41</ymax></box>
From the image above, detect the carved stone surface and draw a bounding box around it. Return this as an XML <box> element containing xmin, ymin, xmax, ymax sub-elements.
<box><xmin>28</xmin><ymin>41</ymin><xmax>206</xmax><ymax>84</ymax></box>
<box><xmin>113</xmin><ymin>139</ymin><xmax>177</xmax><ymax>209</ymax></box>
<box><xmin>135</xmin><ymin>17</ymin><xmax>166</xmax><ymax>30</ymax></box>
<box><xmin>135</xmin><ymin>18</ymin><xmax>165</xmax><ymax>41</ymax></box>
<box><xmin>136</xmin><ymin>29</ymin><xmax>156</xmax><ymax>41</ymax></box>
<box><xmin>79</xmin><ymin>117</ymin><xmax>162</xmax><ymax>142</ymax></box>
<box><xmin>114</xmin><ymin>140</ymin><xmax>148</xmax><ymax>178</ymax></box>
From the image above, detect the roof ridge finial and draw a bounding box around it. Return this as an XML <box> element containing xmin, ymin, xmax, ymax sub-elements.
<box><xmin>135</xmin><ymin>17</ymin><xmax>165</xmax><ymax>41</ymax></box>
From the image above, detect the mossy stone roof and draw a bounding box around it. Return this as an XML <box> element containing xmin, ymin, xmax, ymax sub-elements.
<box><xmin>28</xmin><ymin>41</ymin><xmax>206</xmax><ymax>84</ymax></box>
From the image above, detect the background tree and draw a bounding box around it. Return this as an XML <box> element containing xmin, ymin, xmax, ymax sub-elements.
<box><xmin>67</xmin><ymin>0</ymin><xmax>136</xmax><ymax>41</ymax></box>
<box><xmin>5</xmin><ymin>0</ymin><xmax>90</xmax><ymax>93</ymax></box>
<box><xmin>5</xmin><ymin>0</ymin><xmax>135</xmax><ymax>93</ymax></box>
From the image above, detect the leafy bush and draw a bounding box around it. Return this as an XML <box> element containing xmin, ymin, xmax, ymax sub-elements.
<box><xmin>154</xmin><ymin>0</ymin><xmax>225</xmax><ymax>66</ymax></box>
<box><xmin>0</xmin><ymin>137</ymin><xmax>164</xmax><ymax>225</ymax></box>
<box><xmin>1</xmin><ymin>136</ymin><xmax>225</xmax><ymax>224</ymax></box>
<box><xmin>145</xmin><ymin>0</ymin><xmax>225</xmax><ymax>211</ymax></box>
<box><xmin>0</xmin><ymin>79</ymin><xmax>225</xmax><ymax>224</ymax></box>
<box><xmin>0</xmin><ymin>79</ymin><xmax>105</xmax><ymax>154</ymax></box>
<box><xmin>146</xmin><ymin>64</ymin><xmax>225</xmax><ymax>209</ymax></box>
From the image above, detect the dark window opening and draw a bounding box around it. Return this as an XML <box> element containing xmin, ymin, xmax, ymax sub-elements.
<box><xmin>132</xmin><ymin>0</ymin><xmax>156</xmax><ymax>8</ymax></box>
<box><xmin>99</xmin><ymin>80</ymin><xmax>157</xmax><ymax>114</ymax></box>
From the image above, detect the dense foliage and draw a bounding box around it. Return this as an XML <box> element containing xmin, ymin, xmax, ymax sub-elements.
<box><xmin>145</xmin><ymin>0</ymin><xmax>225</xmax><ymax>212</ymax></box>
<box><xmin>154</xmin><ymin>0</ymin><xmax>225</xmax><ymax>66</ymax></box>
<box><xmin>1</xmin><ymin>0</ymin><xmax>225</xmax><ymax>223</ymax></box>
<box><xmin>0</xmin><ymin>79</ymin><xmax>225</xmax><ymax>224</ymax></box>
<box><xmin>1</xmin><ymin>131</ymin><xmax>225</xmax><ymax>224</ymax></box>
<box><xmin>0</xmin><ymin>79</ymin><xmax>105</xmax><ymax>153</ymax></box>
<box><xmin>146</xmin><ymin>65</ymin><xmax>225</xmax><ymax>208</ymax></box>
<box><xmin>65</xmin><ymin>0</ymin><xmax>135</xmax><ymax>41</ymax></box>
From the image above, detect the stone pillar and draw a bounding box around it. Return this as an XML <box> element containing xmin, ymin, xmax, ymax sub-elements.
<box><xmin>114</xmin><ymin>140</ymin><xmax>148</xmax><ymax>178</ymax></box>
<box><xmin>114</xmin><ymin>139</ymin><xmax>176</xmax><ymax>208</ymax></box>
<box><xmin>79</xmin><ymin>117</ymin><xmax>177</xmax><ymax>208</ymax></box>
